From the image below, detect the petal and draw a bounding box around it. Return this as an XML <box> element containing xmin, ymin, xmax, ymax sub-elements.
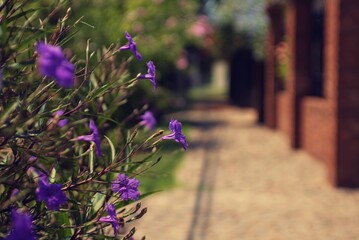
<box><xmin>117</xmin><ymin>174</ymin><xmax>129</xmax><ymax>183</ymax></box>
<box><xmin>39</xmin><ymin>57</ymin><xmax>58</xmax><ymax>77</ymax></box>
<box><xmin>54</xmin><ymin>109</ymin><xmax>65</xmax><ymax>116</ymax></box>
<box><xmin>150</xmin><ymin>77</ymin><xmax>157</xmax><ymax>90</ymax></box>
<box><xmin>94</xmin><ymin>141</ymin><xmax>102</xmax><ymax>157</ymax></box>
<box><xmin>120</xmin><ymin>191</ymin><xmax>130</xmax><ymax>201</ymax></box>
<box><xmin>162</xmin><ymin>133</ymin><xmax>175</xmax><ymax>140</ymax></box>
<box><xmin>173</xmin><ymin>121</ymin><xmax>183</xmax><ymax>132</ymax></box>
<box><xmin>37</xmin><ymin>42</ymin><xmax>65</xmax><ymax>79</ymax></box>
<box><xmin>37</xmin><ymin>42</ymin><xmax>62</xmax><ymax>57</ymax></box>
<box><xmin>111</xmin><ymin>221</ymin><xmax>121</xmax><ymax>236</ymax></box>
<box><xmin>128</xmin><ymin>178</ymin><xmax>140</xmax><ymax>189</ymax></box>
<box><xmin>58</xmin><ymin>119</ymin><xmax>68</xmax><ymax>128</ymax></box>
<box><xmin>168</xmin><ymin>119</ymin><xmax>175</xmax><ymax>132</ymax></box>
<box><xmin>127</xmin><ymin>189</ymin><xmax>140</xmax><ymax>200</ymax></box>
<box><xmin>46</xmin><ymin>197</ymin><xmax>61</xmax><ymax>210</ymax></box>
<box><xmin>125</xmin><ymin>31</ymin><xmax>132</xmax><ymax>41</ymax></box>
<box><xmin>89</xmin><ymin>120</ymin><xmax>98</xmax><ymax>134</ymax></box>
<box><xmin>55</xmin><ymin>61</ymin><xmax>74</xmax><ymax>88</ymax></box>
<box><xmin>7</xmin><ymin>209</ymin><xmax>35</xmax><ymax>240</ymax></box>
<box><xmin>106</xmin><ymin>203</ymin><xmax>116</xmax><ymax>217</ymax></box>
<box><xmin>99</xmin><ymin>216</ymin><xmax>112</xmax><ymax>223</ymax></box>
<box><xmin>77</xmin><ymin>134</ymin><xmax>94</xmax><ymax>142</ymax></box>
<box><xmin>135</xmin><ymin>51</ymin><xmax>142</xmax><ymax>61</ymax></box>
<box><xmin>119</xmin><ymin>45</ymin><xmax>130</xmax><ymax>51</ymax></box>
<box><xmin>147</xmin><ymin>61</ymin><xmax>155</xmax><ymax>74</ymax></box>
<box><xmin>181</xmin><ymin>139</ymin><xmax>189</xmax><ymax>150</ymax></box>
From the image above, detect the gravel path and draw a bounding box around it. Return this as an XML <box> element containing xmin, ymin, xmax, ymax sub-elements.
<box><xmin>132</xmin><ymin>103</ymin><xmax>359</xmax><ymax>240</ymax></box>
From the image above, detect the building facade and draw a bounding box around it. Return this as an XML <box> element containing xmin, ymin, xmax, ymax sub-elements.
<box><xmin>264</xmin><ymin>0</ymin><xmax>359</xmax><ymax>187</ymax></box>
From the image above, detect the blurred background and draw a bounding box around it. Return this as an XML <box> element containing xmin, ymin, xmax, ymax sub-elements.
<box><xmin>54</xmin><ymin>0</ymin><xmax>269</xmax><ymax>112</ymax></box>
<box><xmin>39</xmin><ymin>0</ymin><xmax>359</xmax><ymax>239</ymax></box>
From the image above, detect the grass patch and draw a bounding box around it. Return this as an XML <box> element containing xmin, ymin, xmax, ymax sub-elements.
<box><xmin>105</xmin><ymin>117</ymin><xmax>190</xmax><ymax>194</ymax></box>
<box><xmin>137</xmin><ymin>123</ymin><xmax>189</xmax><ymax>194</ymax></box>
<box><xmin>187</xmin><ymin>83</ymin><xmax>227</xmax><ymax>103</ymax></box>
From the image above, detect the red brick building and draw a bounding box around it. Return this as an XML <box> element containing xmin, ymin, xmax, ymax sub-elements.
<box><xmin>264</xmin><ymin>0</ymin><xmax>359</xmax><ymax>187</ymax></box>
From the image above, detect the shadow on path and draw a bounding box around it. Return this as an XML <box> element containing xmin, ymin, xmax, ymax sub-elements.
<box><xmin>187</xmin><ymin>122</ymin><xmax>219</xmax><ymax>240</ymax></box>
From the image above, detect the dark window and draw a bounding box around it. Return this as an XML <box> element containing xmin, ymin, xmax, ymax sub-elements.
<box><xmin>310</xmin><ymin>0</ymin><xmax>325</xmax><ymax>96</ymax></box>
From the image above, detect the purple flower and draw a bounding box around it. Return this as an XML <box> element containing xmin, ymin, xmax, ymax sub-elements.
<box><xmin>77</xmin><ymin>120</ymin><xmax>102</xmax><ymax>157</ymax></box>
<box><xmin>36</xmin><ymin>178</ymin><xmax>67</xmax><ymax>210</ymax></box>
<box><xmin>36</xmin><ymin>42</ymin><xmax>75</xmax><ymax>88</ymax></box>
<box><xmin>5</xmin><ymin>209</ymin><xmax>36</xmax><ymax>240</ymax></box>
<box><xmin>49</xmin><ymin>110</ymin><xmax>68</xmax><ymax>128</ymax></box>
<box><xmin>162</xmin><ymin>119</ymin><xmax>189</xmax><ymax>150</ymax></box>
<box><xmin>139</xmin><ymin>111</ymin><xmax>157</xmax><ymax>131</ymax></box>
<box><xmin>138</xmin><ymin>61</ymin><xmax>156</xmax><ymax>90</ymax></box>
<box><xmin>119</xmin><ymin>32</ymin><xmax>142</xmax><ymax>61</ymax></box>
<box><xmin>112</xmin><ymin>174</ymin><xmax>140</xmax><ymax>201</ymax></box>
<box><xmin>99</xmin><ymin>203</ymin><xmax>121</xmax><ymax>236</ymax></box>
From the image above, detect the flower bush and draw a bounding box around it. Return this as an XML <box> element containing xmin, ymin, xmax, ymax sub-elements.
<box><xmin>0</xmin><ymin>1</ymin><xmax>188</xmax><ymax>239</ymax></box>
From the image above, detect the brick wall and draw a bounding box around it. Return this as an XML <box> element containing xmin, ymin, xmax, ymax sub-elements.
<box><xmin>285</xmin><ymin>0</ymin><xmax>312</xmax><ymax>148</ymax></box>
<box><xmin>266</xmin><ymin>0</ymin><xmax>359</xmax><ymax>187</ymax></box>
<box><xmin>276</xmin><ymin>91</ymin><xmax>292</xmax><ymax>137</ymax></box>
<box><xmin>264</xmin><ymin>4</ymin><xmax>284</xmax><ymax>128</ymax></box>
<box><xmin>296</xmin><ymin>0</ymin><xmax>359</xmax><ymax>187</ymax></box>
<box><xmin>321</xmin><ymin>0</ymin><xmax>340</xmax><ymax>185</ymax></box>
<box><xmin>300</xmin><ymin>97</ymin><xmax>335</xmax><ymax>166</ymax></box>
<box><xmin>335</xmin><ymin>0</ymin><xmax>359</xmax><ymax>187</ymax></box>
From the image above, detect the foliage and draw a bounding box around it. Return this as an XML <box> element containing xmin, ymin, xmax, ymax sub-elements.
<box><xmin>63</xmin><ymin>0</ymin><xmax>201</xmax><ymax>114</ymax></box>
<box><xmin>70</xmin><ymin>0</ymin><xmax>198</xmax><ymax>77</ymax></box>
<box><xmin>0</xmin><ymin>0</ymin><xmax>188</xmax><ymax>239</ymax></box>
<box><xmin>203</xmin><ymin>0</ymin><xmax>268</xmax><ymax>59</ymax></box>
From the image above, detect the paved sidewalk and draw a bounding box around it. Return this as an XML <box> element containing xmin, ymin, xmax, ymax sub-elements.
<box><xmin>133</xmin><ymin>103</ymin><xmax>359</xmax><ymax>240</ymax></box>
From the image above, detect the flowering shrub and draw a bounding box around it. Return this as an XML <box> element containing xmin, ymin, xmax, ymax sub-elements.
<box><xmin>0</xmin><ymin>1</ymin><xmax>188</xmax><ymax>239</ymax></box>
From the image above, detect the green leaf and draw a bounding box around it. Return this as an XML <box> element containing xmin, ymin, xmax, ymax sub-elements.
<box><xmin>86</xmin><ymin>83</ymin><xmax>115</xmax><ymax>102</ymax></box>
<box><xmin>56</xmin><ymin>212</ymin><xmax>73</xmax><ymax>239</ymax></box>
<box><xmin>91</xmin><ymin>192</ymin><xmax>106</xmax><ymax>214</ymax></box>
<box><xmin>7</xmin><ymin>9</ymin><xmax>37</xmax><ymax>23</ymax></box>
<box><xmin>104</xmin><ymin>135</ymin><xmax>116</xmax><ymax>163</ymax></box>
<box><xmin>0</xmin><ymin>100</ymin><xmax>19</xmax><ymax>126</ymax></box>
<box><xmin>89</xmin><ymin>142</ymin><xmax>94</xmax><ymax>174</ymax></box>
<box><xmin>50</xmin><ymin>164</ymin><xmax>58</xmax><ymax>183</ymax></box>
<box><xmin>128</xmin><ymin>156</ymin><xmax>162</xmax><ymax>174</ymax></box>
<box><xmin>59</xmin><ymin>28</ymin><xmax>81</xmax><ymax>46</ymax></box>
